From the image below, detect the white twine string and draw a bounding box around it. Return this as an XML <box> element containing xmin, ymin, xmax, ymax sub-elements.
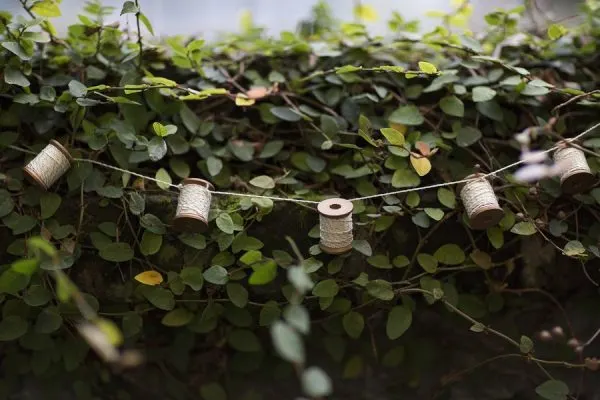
<box><xmin>7</xmin><ymin>120</ymin><xmax>600</xmax><ymax>204</ymax></box>
<box><xmin>24</xmin><ymin>143</ymin><xmax>71</xmax><ymax>189</ymax></box>
<box><xmin>553</xmin><ymin>146</ymin><xmax>591</xmax><ymax>182</ymax></box>
<box><xmin>176</xmin><ymin>183</ymin><xmax>211</xmax><ymax>221</ymax></box>
<box><xmin>460</xmin><ymin>178</ymin><xmax>499</xmax><ymax>221</ymax></box>
<box><xmin>320</xmin><ymin>213</ymin><xmax>353</xmax><ymax>251</ymax></box>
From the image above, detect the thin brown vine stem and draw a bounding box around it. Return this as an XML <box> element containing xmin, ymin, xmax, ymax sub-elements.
<box><xmin>398</xmin><ymin>288</ymin><xmax>521</xmax><ymax>348</ymax></box>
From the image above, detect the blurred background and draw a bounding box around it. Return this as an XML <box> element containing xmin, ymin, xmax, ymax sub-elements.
<box><xmin>5</xmin><ymin>0</ymin><xmax>582</xmax><ymax>39</ymax></box>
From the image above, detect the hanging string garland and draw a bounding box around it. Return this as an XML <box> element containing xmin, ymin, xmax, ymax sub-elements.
<box><xmin>459</xmin><ymin>173</ymin><xmax>504</xmax><ymax>230</ymax></box>
<box><xmin>173</xmin><ymin>178</ymin><xmax>214</xmax><ymax>232</ymax></box>
<box><xmin>23</xmin><ymin>140</ymin><xmax>73</xmax><ymax>190</ymax></box>
<box><xmin>553</xmin><ymin>144</ymin><xmax>595</xmax><ymax>194</ymax></box>
<box><xmin>317</xmin><ymin>198</ymin><xmax>354</xmax><ymax>254</ymax></box>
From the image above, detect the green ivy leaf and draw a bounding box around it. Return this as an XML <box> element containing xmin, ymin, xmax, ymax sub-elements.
<box><xmin>547</xmin><ymin>24</ymin><xmax>567</xmax><ymax>40</ymax></box>
<box><xmin>439</xmin><ymin>95</ymin><xmax>464</xmax><ymax>117</ymax></box>
<box><xmin>155</xmin><ymin>168</ymin><xmax>172</xmax><ymax>191</ymax></box>
<box><xmin>352</xmin><ymin>240</ymin><xmax>372</xmax><ymax>256</ymax></box>
<box><xmin>456</xmin><ymin>126</ymin><xmax>482</xmax><ymax>147</ymax></box>
<box><xmin>35</xmin><ymin>307</ymin><xmax>62</xmax><ymax>334</ymax></box>
<box><xmin>487</xmin><ymin>227</ymin><xmax>504</xmax><ymax>249</ymax></box>
<box><xmin>140</xmin><ymin>286</ymin><xmax>175</xmax><ymax>311</ymax></box>
<box><xmin>312</xmin><ymin>279</ymin><xmax>339</xmax><ymax>297</ymax></box>
<box><xmin>228</xmin><ymin>329</ymin><xmax>262</xmax><ymax>352</ymax></box>
<box><xmin>418</xmin><ymin>61</ymin><xmax>437</xmax><ymax>74</ymax></box>
<box><xmin>380</xmin><ymin>128</ymin><xmax>405</xmax><ymax>146</ymax></box>
<box><xmin>161</xmin><ymin>308</ymin><xmax>193</xmax><ymax>327</ymax></box>
<box><xmin>216</xmin><ymin>213</ymin><xmax>234</xmax><ymax>234</ymax></box>
<box><xmin>388</xmin><ymin>105</ymin><xmax>424</xmax><ymax>126</ymax></box>
<box><xmin>99</xmin><ymin>242</ymin><xmax>134</xmax><ymax>262</ymax></box>
<box><xmin>417</xmin><ymin>253</ymin><xmax>438</xmax><ymax>273</ymax></box>
<box><xmin>120</xmin><ymin>1</ymin><xmax>139</xmax><ymax>15</ymax></box>
<box><xmin>200</xmin><ymin>383</ymin><xmax>227</xmax><ymax>400</ymax></box>
<box><xmin>472</xmin><ymin>86</ymin><xmax>497</xmax><ymax>102</ymax></box>
<box><xmin>68</xmin><ymin>80</ymin><xmax>87</xmax><ymax>97</ymax></box>
<box><xmin>180</xmin><ymin>267</ymin><xmax>204</xmax><ymax>291</ymax></box>
<box><xmin>434</xmin><ymin>244</ymin><xmax>465</xmax><ymax>265</ymax></box>
<box><xmin>201</xmin><ymin>264</ymin><xmax>229</xmax><ymax>285</ymax></box>
<box><xmin>391</xmin><ymin>169</ymin><xmax>420</xmax><ymax>188</ymax></box>
<box><xmin>270</xmin><ymin>107</ymin><xmax>302</xmax><ymax>121</ymax></box>
<box><xmin>140</xmin><ymin>231</ymin><xmax>162</xmax><ymax>256</ymax></box>
<box><xmin>366</xmin><ymin>279</ymin><xmax>394</xmax><ymax>301</ymax></box>
<box><xmin>386</xmin><ymin>306</ymin><xmax>412</xmax><ymax>340</ymax></box>
<box><xmin>367</xmin><ymin>254</ymin><xmax>392</xmax><ymax>269</ymax></box>
<box><xmin>226</xmin><ymin>283</ymin><xmax>249</xmax><ymax>308</ymax></box>
<box><xmin>563</xmin><ymin>240</ymin><xmax>586</xmax><ymax>257</ymax></box>
<box><xmin>4</xmin><ymin>66</ymin><xmax>29</xmax><ymax>87</ymax></box>
<box><xmin>32</xmin><ymin>0</ymin><xmax>62</xmax><ymax>17</ymax></box>
<box><xmin>0</xmin><ymin>316</ymin><xmax>28</xmax><ymax>341</ymax></box>
<box><xmin>40</xmin><ymin>193</ymin><xmax>62</xmax><ymax>219</ymax></box>
<box><xmin>535</xmin><ymin>380</ymin><xmax>569</xmax><ymax>400</ymax></box>
<box><xmin>342</xmin><ymin>311</ymin><xmax>364</xmax><ymax>339</ymax></box>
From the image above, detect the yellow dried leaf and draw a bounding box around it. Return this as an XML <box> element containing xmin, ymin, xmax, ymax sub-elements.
<box><xmin>235</xmin><ymin>94</ymin><xmax>255</xmax><ymax>107</ymax></box>
<box><xmin>410</xmin><ymin>154</ymin><xmax>431</xmax><ymax>176</ymax></box>
<box><xmin>134</xmin><ymin>270</ymin><xmax>163</xmax><ymax>286</ymax></box>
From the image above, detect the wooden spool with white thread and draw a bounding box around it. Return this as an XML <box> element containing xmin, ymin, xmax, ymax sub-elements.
<box><xmin>459</xmin><ymin>173</ymin><xmax>504</xmax><ymax>230</ymax></box>
<box><xmin>23</xmin><ymin>140</ymin><xmax>73</xmax><ymax>190</ymax></box>
<box><xmin>173</xmin><ymin>178</ymin><xmax>214</xmax><ymax>232</ymax></box>
<box><xmin>553</xmin><ymin>144</ymin><xmax>595</xmax><ymax>194</ymax></box>
<box><xmin>317</xmin><ymin>198</ymin><xmax>354</xmax><ymax>254</ymax></box>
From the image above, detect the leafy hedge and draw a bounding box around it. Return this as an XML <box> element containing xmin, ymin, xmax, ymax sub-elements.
<box><xmin>2</xmin><ymin>1</ymin><xmax>600</xmax><ymax>399</ymax></box>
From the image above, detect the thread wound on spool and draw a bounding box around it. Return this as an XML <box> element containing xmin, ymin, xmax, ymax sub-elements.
<box><xmin>460</xmin><ymin>174</ymin><xmax>504</xmax><ymax>230</ymax></box>
<box><xmin>173</xmin><ymin>178</ymin><xmax>213</xmax><ymax>232</ymax></box>
<box><xmin>317</xmin><ymin>198</ymin><xmax>354</xmax><ymax>254</ymax></box>
<box><xmin>23</xmin><ymin>140</ymin><xmax>73</xmax><ymax>190</ymax></box>
<box><xmin>553</xmin><ymin>145</ymin><xmax>595</xmax><ymax>194</ymax></box>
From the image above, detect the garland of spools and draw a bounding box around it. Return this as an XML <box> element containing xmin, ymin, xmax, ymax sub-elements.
<box><xmin>17</xmin><ymin>129</ymin><xmax>599</xmax><ymax>255</ymax></box>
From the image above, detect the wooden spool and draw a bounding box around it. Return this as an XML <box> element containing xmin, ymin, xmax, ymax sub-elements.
<box><xmin>23</xmin><ymin>140</ymin><xmax>73</xmax><ymax>190</ymax></box>
<box><xmin>459</xmin><ymin>174</ymin><xmax>504</xmax><ymax>230</ymax></box>
<box><xmin>317</xmin><ymin>198</ymin><xmax>354</xmax><ymax>254</ymax></box>
<box><xmin>553</xmin><ymin>145</ymin><xmax>595</xmax><ymax>194</ymax></box>
<box><xmin>173</xmin><ymin>178</ymin><xmax>214</xmax><ymax>232</ymax></box>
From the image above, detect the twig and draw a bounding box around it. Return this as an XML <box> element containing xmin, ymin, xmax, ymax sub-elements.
<box><xmin>134</xmin><ymin>0</ymin><xmax>143</xmax><ymax>71</ymax></box>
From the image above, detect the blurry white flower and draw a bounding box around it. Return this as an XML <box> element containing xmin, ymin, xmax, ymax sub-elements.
<box><xmin>515</xmin><ymin>130</ymin><xmax>531</xmax><ymax>146</ymax></box>
<box><xmin>77</xmin><ymin>322</ymin><xmax>119</xmax><ymax>363</ymax></box>
<box><xmin>520</xmin><ymin>150</ymin><xmax>548</xmax><ymax>164</ymax></box>
<box><xmin>514</xmin><ymin>164</ymin><xmax>551</xmax><ymax>182</ymax></box>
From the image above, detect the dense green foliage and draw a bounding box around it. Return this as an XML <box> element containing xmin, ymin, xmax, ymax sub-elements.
<box><xmin>2</xmin><ymin>1</ymin><xmax>600</xmax><ymax>399</ymax></box>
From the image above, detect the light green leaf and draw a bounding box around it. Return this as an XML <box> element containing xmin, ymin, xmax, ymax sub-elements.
<box><xmin>437</xmin><ymin>188</ymin><xmax>456</xmax><ymax>208</ymax></box>
<box><xmin>520</xmin><ymin>335</ymin><xmax>534</xmax><ymax>353</ymax></box>
<box><xmin>248</xmin><ymin>260</ymin><xmax>278</xmax><ymax>285</ymax></box>
<box><xmin>140</xmin><ymin>286</ymin><xmax>175</xmax><ymax>311</ymax></box>
<box><xmin>380</xmin><ymin>128</ymin><xmax>405</xmax><ymax>146</ymax></box>
<box><xmin>31</xmin><ymin>1</ymin><xmax>61</xmax><ymax>17</ymax></box>
<box><xmin>487</xmin><ymin>227</ymin><xmax>504</xmax><ymax>249</ymax></box>
<box><xmin>424</xmin><ymin>208</ymin><xmax>444</xmax><ymax>221</ymax></box>
<box><xmin>249</xmin><ymin>175</ymin><xmax>275</xmax><ymax>189</ymax></box>
<box><xmin>68</xmin><ymin>80</ymin><xmax>87</xmax><ymax>97</ymax></box>
<box><xmin>418</xmin><ymin>61</ymin><xmax>437</xmax><ymax>74</ymax></box>
<box><xmin>216</xmin><ymin>213</ymin><xmax>234</xmax><ymax>234</ymax></box>
<box><xmin>548</xmin><ymin>24</ymin><xmax>567</xmax><ymax>40</ymax></box>
<box><xmin>367</xmin><ymin>254</ymin><xmax>391</xmax><ymax>269</ymax></box>
<box><xmin>391</xmin><ymin>169</ymin><xmax>420</xmax><ymax>188</ymax></box>
<box><xmin>155</xmin><ymin>168</ymin><xmax>172</xmax><ymax>191</ymax></box>
<box><xmin>4</xmin><ymin>66</ymin><xmax>29</xmax><ymax>87</ymax></box>
<box><xmin>510</xmin><ymin>221</ymin><xmax>537</xmax><ymax>236</ymax></box>
<box><xmin>563</xmin><ymin>240</ymin><xmax>586</xmax><ymax>257</ymax></box>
